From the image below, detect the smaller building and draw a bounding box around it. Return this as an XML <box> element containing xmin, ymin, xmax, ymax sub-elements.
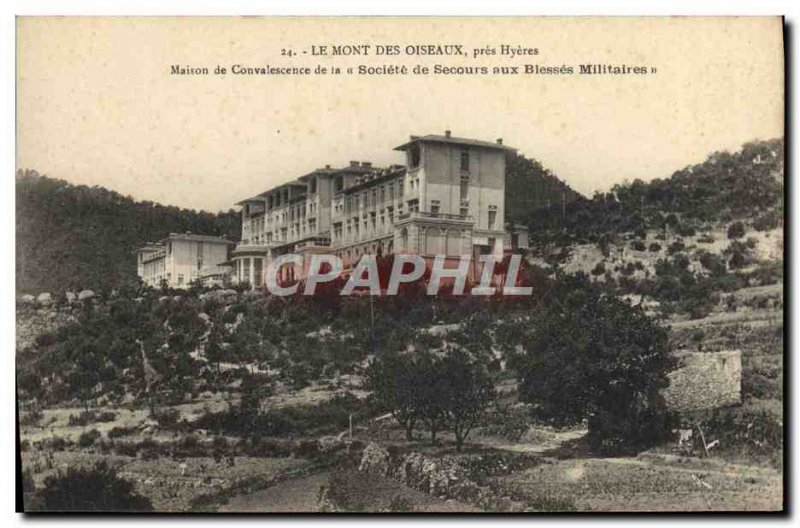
<box><xmin>504</xmin><ymin>223</ymin><xmax>530</xmax><ymax>253</ymax></box>
<box><xmin>135</xmin><ymin>233</ymin><xmax>235</xmax><ymax>289</ymax></box>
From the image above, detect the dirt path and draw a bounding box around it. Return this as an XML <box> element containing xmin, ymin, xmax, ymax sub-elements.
<box><xmin>220</xmin><ymin>472</ymin><xmax>329</xmax><ymax>512</ymax></box>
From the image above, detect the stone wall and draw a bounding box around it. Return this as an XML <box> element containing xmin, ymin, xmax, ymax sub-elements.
<box><xmin>663</xmin><ymin>350</ymin><xmax>741</xmax><ymax>412</ymax></box>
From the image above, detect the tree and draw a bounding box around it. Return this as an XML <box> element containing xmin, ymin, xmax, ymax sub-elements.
<box><xmin>365</xmin><ymin>351</ymin><xmax>421</xmax><ymax>440</ymax></box>
<box><xmin>36</xmin><ymin>462</ymin><xmax>153</xmax><ymax>512</ymax></box>
<box><xmin>514</xmin><ymin>277</ymin><xmax>676</xmax><ymax>454</ymax></box>
<box><xmin>439</xmin><ymin>349</ymin><xmax>495</xmax><ymax>451</ymax></box>
<box><xmin>239</xmin><ymin>372</ymin><xmax>274</xmax><ymax>435</ymax></box>
<box><xmin>727</xmin><ymin>221</ymin><xmax>746</xmax><ymax>240</ymax></box>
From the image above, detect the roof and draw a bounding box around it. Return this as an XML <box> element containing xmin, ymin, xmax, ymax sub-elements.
<box><xmin>298</xmin><ymin>167</ymin><xmax>339</xmax><ymax>181</ymax></box>
<box><xmin>162</xmin><ymin>233</ymin><xmax>236</xmax><ymax>245</ymax></box>
<box><xmin>394</xmin><ymin>134</ymin><xmax>515</xmax><ymax>152</ymax></box>
<box><xmin>235</xmin><ymin>193</ymin><xmax>267</xmax><ymax>205</ymax></box>
<box><xmin>235</xmin><ymin>179</ymin><xmax>307</xmax><ymax>205</ymax></box>
<box><xmin>133</xmin><ymin>243</ymin><xmax>164</xmax><ymax>254</ymax></box>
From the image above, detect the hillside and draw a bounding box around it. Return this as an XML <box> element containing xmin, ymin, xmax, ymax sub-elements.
<box><xmin>522</xmin><ymin>138</ymin><xmax>784</xmax><ymax>246</ymax></box>
<box><xmin>16</xmin><ymin>170</ymin><xmax>241</xmax><ymax>293</ymax></box>
<box><xmin>504</xmin><ymin>152</ymin><xmax>583</xmax><ymax>222</ymax></box>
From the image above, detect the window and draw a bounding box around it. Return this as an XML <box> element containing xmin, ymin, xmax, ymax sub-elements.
<box><xmin>409</xmin><ymin>144</ymin><xmax>421</xmax><ymax>168</ymax></box>
<box><xmin>178</xmin><ymin>274</ymin><xmax>185</xmax><ymax>286</ymax></box>
<box><xmin>460</xmin><ymin>149</ymin><xmax>470</xmax><ymax>172</ymax></box>
<box><xmin>488</xmin><ymin>205</ymin><xmax>498</xmax><ymax>229</ymax></box>
<box><xmin>197</xmin><ymin>259</ymin><xmax>203</xmax><ymax>271</ymax></box>
<box><xmin>309</xmin><ymin>177</ymin><xmax>317</xmax><ymax>194</ymax></box>
<box><xmin>334</xmin><ymin>176</ymin><xmax>344</xmax><ymax>192</ymax></box>
<box><xmin>430</xmin><ymin>200</ymin><xmax>440</xmax><ymax>216</ymax></box>
<box><xmin>408</xmin><ymin>199</ymin><xmax>419</xmax><ymax>213</ymax></box>
<box><xmin>460</xmin><ymin>205</ymin><xmax>469</xmax><ymax>218</ymax></box>
<box><xmin>460</xmin><ymin>174</ymin><xmax>470</xmax><ymax>200</ymax></box>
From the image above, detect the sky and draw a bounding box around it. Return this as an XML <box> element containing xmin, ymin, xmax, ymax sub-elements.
<box><xmin>16</xmin><ymin>17</ymin><xmax>784</xmax><ymax>212</ymax></box>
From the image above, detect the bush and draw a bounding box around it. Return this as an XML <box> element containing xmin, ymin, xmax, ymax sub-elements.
<box><xmin>152</xmin><ymin>408</ymin><xmax>181</xmax><ymax>428</ymax></box>
<box><xmin>753</xmin><ymin>210</ymin><xmax>781</xmax><ymax>231</ymax></box>
<box><xmin>35</xmin><ymin>461</ymin><xmax>153</xmax><ymax>511</ymax></box>
<box><xmin>727</xmin><ymin>221</ymin><xmax>746</xmax><ymax>239</ymax></box>
<box><xmin>78</xmin><ymin>429</ymin><xmax>101</xmax><ymax>447</ymax></box>
<box><xmin>388</xmin><ymin>495</ymin><xmax>414</xmax><ymax>512</ymax></box>
<box><xmin>648</xmin><ymin>242</ymin><xmax>662</xmax><ymax>252</ymax></box>
<box><xmin>194</xmin><ymin>392</ymin><xmax>369</xmax><ymax>438</ymax></box>
<box><xmin>631</xmin><ymin>240</ymin><xmax>646</xmax><ymax>251</ymax></box>
<box><xmin>22</xmin><ymin>469</ymin><xmax>36</xmax><ymax>493</ymax></box>
<box><xmin>667</xmin><ymin>239</ymin><xmax>686</xmax><ymax>255</ymax></box>
<box><xmin>67</xmin><ymin>410</ymin><xmax>117</xmax><ymax>427</ymax></box>
<box><xmin>697</xmin><ymin>406</ymin><xmax>783</xmax><ymax>467</ymax></box>
<box><xmin>108</xmin><ymin>426</ymin><xmax>138</xmax><ymax>439</ymax></box>
<box><xmin>590</xmin><ymin>262</ymin><xmax>605</xmax><ymax>276</ymax></box>
<box><xmin>20</xmin><ymin>409</ymin><xmax>43</xmax><ymax>427</ymax></box>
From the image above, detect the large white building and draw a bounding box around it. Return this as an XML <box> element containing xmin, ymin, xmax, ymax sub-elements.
<box><xmin>136</xmin><ymin>233</ymin><xmax>234</xmax><ymax>288</ymax></box>
<box><xmin>231</xmin><ymin>132</ymin><xmax>521</xmax><ymax>287</ymax></box>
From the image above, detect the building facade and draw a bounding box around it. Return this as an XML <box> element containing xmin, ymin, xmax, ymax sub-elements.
<box><xmin>231</xmin><ymin>132</ymin><xmax>517</xmax><ymax>287</ymax></box>
<box><xmin>136</xmin><ymin>233</ymin><xmax>235</xmax><ymax>288</ymax></box>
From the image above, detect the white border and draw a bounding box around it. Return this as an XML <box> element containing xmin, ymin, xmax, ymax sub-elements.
<box><xmin>3</xmin><ymin>2</ymin><xmax>797</xmax><ymax>527</ymax></box>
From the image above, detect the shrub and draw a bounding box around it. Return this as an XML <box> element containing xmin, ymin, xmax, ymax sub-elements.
<box><xmin>753</xmin><ymin>210</ymin><xmax>781</xmax><ymax>231</ymax></box>
<box><xmin>194</xmin><ymin>392</ymin><xmax>369</xmax><ymax>438</ymax></box>
<box><xmin>590</xmin><ymin>262</ymin><xmax>605</xmax><ymax>276</ymax></box>
<box><xmin>113</xmin><ymin>442</ymin><xmax>139</xmax><ymax>457</ymax></box>
<box><xmin>36</xmin><ymin>461</ymin><xmax>153</xmax><ymax>511</ymax></box>
<box><xmin>152</xmin><ymin>408</ymin><xmax>181</xmax><ymax>428</ymax></box>
<box><xmin>388</xmin><ymin>495</ymin><xmax>414</xmax><ymax>512</ymax></box>
<box><xmin>68</xmin><ymin>410</ymin><xmax>117</xmax><ymax>427</ymax></box>
<box><xmin>699</xmin><ymin>252</ymin><xmax>726</xmax><ymax>275</ymax></box>
<box><xmin>697</xmin><ymin>407</ymin><xmax>783</xmax><ymax>467</ymax></box>
<box><xmin>108</xmin><ymin>426</ymin><xmax>137</xmax><ymax>439</ymax></box>
<box><xmin>631</xmin><ymin>240</ymin><xmax>646</xmax><ymax>251</ymax></box>
<box><xmin>667</xmin><ymin>239</ymin><xmax>686</xmax><ymax>255</ymax></box>
<box><xmin>648</xmin><ymin>242</ymin><xmax>662</xmax><ymax>252</ymax></box>
<box><xmin>20</xmin><ymin>409</ymin><xmax>43</xmax><ymax>427</ymax></box>
<box><xmin>78</xmin><ymin>429</ymin><xmax>101</xmax><ymax>448</ymax></box>
<box><xmin>46</xmin><ymin>436</ymin><xmax>71</xmax><ymax>451</ymax></box>
<box><xmin>727</xmin><ymin>221</ymin><xmax>746</xmax><ymax>239</ymax></box>
<box><xmin>22</xmin><ymin>469</ymin><xmax>36</xmax><ymax>493</ymax></box>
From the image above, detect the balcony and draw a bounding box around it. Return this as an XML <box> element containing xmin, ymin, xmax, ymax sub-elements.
<box><xmin>397</xmin><ymin>211</ymin><xmax>473</xmax><ymax>222</ymax></box>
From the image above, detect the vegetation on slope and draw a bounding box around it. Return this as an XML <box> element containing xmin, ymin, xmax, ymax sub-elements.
<box><xmin>16</xmin><ymin>169</ymin><xmax>241</xmax><ymax>294</ymax></box>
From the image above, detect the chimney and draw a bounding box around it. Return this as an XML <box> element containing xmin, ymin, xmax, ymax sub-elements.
<box><xmin>361</xmin><ymin>161</ymin><xmax>372</xmax><ymax>168</ymax></box>
<box><xmin>496</xmin><ymin>138</ymin><xmax>503</xmax><ymax>145</ymax></box>
<box><xmin>445</xmin><ymin>130</ymin><xmax>451</xmax><ymax>138</ymax></box>
<box><xmin>350</xmin><ymin>160</ymin><xmax>359</xmax><ymax>167</ymax></box>
<box><xmin>325</xmin><ymin>164</ymin><xmax>331</xmax><ymax>169</ymax></box>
